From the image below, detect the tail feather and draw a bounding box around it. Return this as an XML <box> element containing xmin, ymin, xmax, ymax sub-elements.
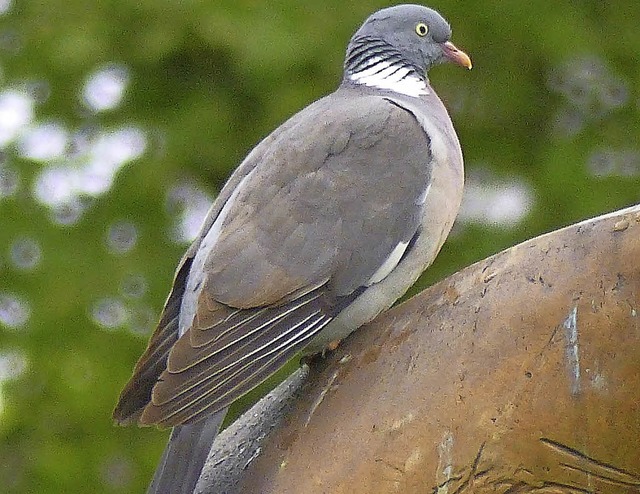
<box><xmin>147</xmin><ymin>410</ymin><xmax>226</xmax><ymax>494</ymax></box>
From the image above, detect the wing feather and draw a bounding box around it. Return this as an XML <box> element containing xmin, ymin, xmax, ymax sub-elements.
<box><xmin>140</xmin><ymin>285</ymin><xmax>341</xmax><ymax>426</ymax></box>
<box><xmin>167</xmin><ymin>317</ymin><xmax>332</xmax><ymax>425</ymax></box>
<box><xmin>112</xmin><ymin>258</ymin><xmax>192</xmax><ymax>424</ymax></box>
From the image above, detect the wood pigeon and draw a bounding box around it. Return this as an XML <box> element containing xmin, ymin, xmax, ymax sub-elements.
<box><xmin>113</xmin><ymin>4</ymin><xmax>471</xmax><ymax>493</ymax></box>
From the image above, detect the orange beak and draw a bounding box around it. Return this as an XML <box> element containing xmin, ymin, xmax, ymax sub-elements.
<box><xmin>442</xmin><ymin>41</ymin><xmax>472</xmax><ymax>70</ymax></box>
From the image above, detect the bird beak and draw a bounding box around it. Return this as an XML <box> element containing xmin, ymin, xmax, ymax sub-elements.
<box><xmin>441</xmin><ymin>41</ymin><xmax>472</xmax><ymax>70</ymax></box>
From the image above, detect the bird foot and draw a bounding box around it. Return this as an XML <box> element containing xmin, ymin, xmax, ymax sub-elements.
<box><xmin>321</xmin><ymin>339</ymin><xmax>341</xmax><ymax>357</ymax></box>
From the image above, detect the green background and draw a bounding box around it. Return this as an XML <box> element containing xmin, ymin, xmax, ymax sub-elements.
<box><xmin>1</xmin><ymin>1</ymin><xmax>639</xmax><ymax>492</ymax></box>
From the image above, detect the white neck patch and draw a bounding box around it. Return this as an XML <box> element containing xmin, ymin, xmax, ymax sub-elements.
<box><xmin>349</xmin><ymin>57</ymin><xmax>428</xmax><ymax>98</ymax></box>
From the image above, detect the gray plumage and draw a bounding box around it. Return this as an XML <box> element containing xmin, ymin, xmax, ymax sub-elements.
<box><xmin>114</xmin><ymin>4</ymin><xmax>470</xmax><ymax>493</ymax></box>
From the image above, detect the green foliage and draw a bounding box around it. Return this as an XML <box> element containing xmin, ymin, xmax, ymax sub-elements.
<box><xmin>0</xmin><ymin>1</ymin><xmax>639</xmax><ymax>492</ymax></box>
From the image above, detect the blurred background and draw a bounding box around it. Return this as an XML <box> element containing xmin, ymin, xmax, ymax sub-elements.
<box><xmin>1</xmin><ymin>1</ymin><xmax>639</xmax><ymax>492</ymax></box>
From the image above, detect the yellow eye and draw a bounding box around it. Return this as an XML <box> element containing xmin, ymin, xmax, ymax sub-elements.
<box><xmin>415</xmin><ymin>23</ymin><xmax>428</xmax><ymax>36</ymax></box>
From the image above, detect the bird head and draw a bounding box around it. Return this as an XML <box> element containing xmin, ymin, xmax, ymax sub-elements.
<box><xmin>345</xmin><ymin>4</ymin><xmax>472</xmax><ymax>80</ymax></box>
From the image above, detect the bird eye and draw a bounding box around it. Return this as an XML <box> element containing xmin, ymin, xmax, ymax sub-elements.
<box><xmin>415</xmin><ymin>23</ymin><xmax>428</xmax><ymax>36</ymax></box>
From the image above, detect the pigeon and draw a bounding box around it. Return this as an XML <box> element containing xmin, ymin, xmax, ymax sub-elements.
<box><xmin>113</xmin><ymin>4</ymin><xmax>471</xmax><ymax>493</ymax></box>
